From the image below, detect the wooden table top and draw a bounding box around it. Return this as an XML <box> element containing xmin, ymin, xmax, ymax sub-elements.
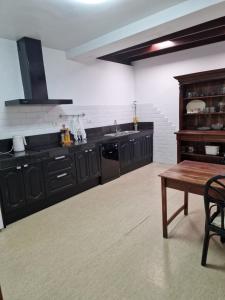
<box><xmin>159</xmin><ymin>160</ymin><xmax>225</xmax><ymax>186</ymax></box>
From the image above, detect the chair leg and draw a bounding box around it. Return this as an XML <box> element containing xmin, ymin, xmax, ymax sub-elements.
<box><xmin>220</xmin><ymin>236</ymin><xmax>225</xmax><ymax>244</ymax></box>
<box><xmin>201</xmin><ymin>230</ymin><xmax>210</xmax><ymax>266</ymax></box>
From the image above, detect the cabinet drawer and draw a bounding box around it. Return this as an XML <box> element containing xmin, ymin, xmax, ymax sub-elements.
<box><xmin>46</xmin><ymin>168</ymin><xmax>76</xmax><ymax>196</ymax></box>
<box><xmin>46</xmin><ymin>155</ymin><xmax>74</xmax><ymax>174</ymax></box>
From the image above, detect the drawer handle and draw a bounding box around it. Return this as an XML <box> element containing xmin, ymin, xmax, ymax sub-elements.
<box><xmin>129</xmin><ymin>139</ymin><xmax>135</xmax><ymax>142</ymax></box>
<box><xmin>89</xmin><ymin>149</ymin><xmax>93</xmax><ymax>152</ymax></box>
<box><xmin>146</xmin><ymin>136</ymin><xmax>150</xmax><ymax>138</ymax></box>
<box><xmin>109</xmin><ymin>151</ymin><xmax>113</xmax><ymax>154</ymax></box>
<box><xmin>57</xmin><ymin>173</ymin><xmax>67</xmax><ymax>179</ymax></box>
<box><xmin>16</xmin><ymin>166</ymin><xmax>22</xmax><ymax>170</ymax></box>
<box><xmin>85</xmin><ymin>150</ymin><xmax>89</xmax><ymax>153</ymax></box>
<box><xmin>55</xmin><ymin>155</ymin><xmax>66</xmax><ymax>160</ymax></box>
<box><xmin>23</xmin><ymin>164</ymin><xmax>29</xmax><ymax>168</ymax></box>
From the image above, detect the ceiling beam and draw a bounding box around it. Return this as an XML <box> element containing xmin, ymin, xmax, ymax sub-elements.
<box><xmin>98</xmin><ymin>17</ymin><xmax>225</xmax><ymax>65</ymax></box>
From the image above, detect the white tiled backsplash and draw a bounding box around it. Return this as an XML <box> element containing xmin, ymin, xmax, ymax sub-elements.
<box><xmin>137</xmin><ymin>103</ymin><xmax>177</xmax><ymax>164</ymax></box>
<box><xmin>0</xmin><ymin>103</ymin><xmax>177</xmax><ymax>164</ymax></box>
<box><xmin>0</xmin><ymin>104</ymin><xmax>134</xmax><ymax>139</ymax></box>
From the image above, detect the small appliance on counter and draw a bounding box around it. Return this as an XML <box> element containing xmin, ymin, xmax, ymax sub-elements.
<box><xmin>12</xmin><ymin>135</ymin><xmax>27</xmax><ymax>152</ymax></box>
<box><xmin>60</xmin><ymin>124</ymin><xmax>73</xmax><ymax>147</ymax></box>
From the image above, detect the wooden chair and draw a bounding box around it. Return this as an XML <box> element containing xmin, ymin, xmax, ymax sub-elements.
<box><xmin>201</xmin><ymin>175</ymin><xmax>225</xmax><ymax>266</ymax></box>
<box><xmin>0</xmin><ymin>285</ymin><xmax>3</xmax><ymax>300</ymax></box>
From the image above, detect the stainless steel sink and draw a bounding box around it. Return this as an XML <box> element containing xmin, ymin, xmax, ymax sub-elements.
<box><xmin>104</xmin><ymin>130</ymin><xmax>140</xmax><ymax>137</ymax></box>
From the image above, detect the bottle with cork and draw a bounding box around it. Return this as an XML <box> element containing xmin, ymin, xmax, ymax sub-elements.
<box><xmin>60</xmin><ymin>124</ymin><xmax>72</xmax><ymax>147</ymax></box>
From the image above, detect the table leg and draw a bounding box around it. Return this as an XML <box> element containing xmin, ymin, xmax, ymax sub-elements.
<box><xmin>184</xmin><ymin>191</ymin><xmax>188</xmax><ymax>216</ymax></box>
<box><xmin>161</xmin><ymin>177</ymin><xmax>168</xmax><ymax>238</ymax></box>
<box><xmin>0</xmin><ymin>285</ymin><xmax>3</xmax><ymax>300</ymax></box>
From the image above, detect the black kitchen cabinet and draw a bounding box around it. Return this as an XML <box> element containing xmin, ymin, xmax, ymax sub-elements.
<box><xmin>46</xmin><ymin>154</ymin><xmax>74</xmax><ymax>174</ymax></box>
<box><xmin>44</xmin><ymin>154</ymin><xmax>76</xmax><ymax>197</ymax></box>
<box><xmin>0</xmin><ymin>127</ymin><xmax>153</xmax><ymax>226</ymax></box>
<box><xmin>75</xmin><ymin>150</ymin><xmax>90</xmax><ymax>184</ymax></box>
<box><xmin>132</xmin><ymin>137</ymin><xmax>142</xmax><ymax>163</ymax></box>
<box><xmin>120</xmin><ymin>132</ymin><xmax>153</xmax><ymax>174</ymax></box>
<box><xmin>0</xmin><ymin>166</ymin><xmax>25</xmax><ymax>214</ymax></box>
<box><xmin>120</xmin><ymin>136</ymin><xmax>143</xmax><ymax>173</ymax></box>
<box><xmin>120</xmin><ymin>141</ymin><xmax>131</xmax><ymax>172</ymax></box>
<box><xmin>142</xmin><ymin>133</ymin><xmax>153</xmax><ymax>162</ymax></box>
<box><xmin>75</xmin><ymin>146</ymin><xmax>100</xmax><ymax>184</ymax></box>
<box><xmin>89</xmin><ymin>148</ymin><xmax>100</xmax><ymax>178</ymax></box>
<box><xmin>0</xmin><ymin>161</ymin><xmax>45</xmax><ymax>221</ymax></box>
<box><xmin>46</xmin><ymin>169</ymin><xmax>76</xmax><ymax>197</ymax></box>
<box><xmin>24</xmin><ymin>162</ymin><xmax>45</xmax><ymax>204</ymax></box>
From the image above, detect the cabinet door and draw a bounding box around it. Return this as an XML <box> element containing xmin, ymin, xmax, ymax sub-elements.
<box><xmin>120</xmin><ymin>141</ymin><xmax>131</xmax><ymax>170</ymax></box>
<box><xmin>0</xmin><ymin>167</ymin><xmax>25</xmax><ymax>213</ymax></box>
<box><xmin>143</xmin><ymin>134</ymin><xmax>153</xmax><ymax>161</ymax></box>
<box><xmin>23</xmin><ymin>162</ymin><xmax>45</xmax><ymax>204</ymax></box>
<box><xmin>75</xmin><ymin>150</ymin><xmax>89</xmax><ymax>184</ymax></box>
<box><xmin>88</xmin><ymin>148</ymin><xmax>100</xmax><ymax>178</ymax></box>
<box><xmin>133</xmin><ymin>138</ymin><xmax>142</xmax><ymax>163</ymax></box>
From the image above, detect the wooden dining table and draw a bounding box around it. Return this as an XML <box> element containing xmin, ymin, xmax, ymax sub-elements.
<box><xmin>159</xmin><ymin>160</ymin><xmax>225</xmax><ymax>238</ymax></box>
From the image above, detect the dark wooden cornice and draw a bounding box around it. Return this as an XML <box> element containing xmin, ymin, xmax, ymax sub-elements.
<box><xmin>174</xmin><ymin>68</ymin><xmax>225</xmax><ymax>84</ymax></box>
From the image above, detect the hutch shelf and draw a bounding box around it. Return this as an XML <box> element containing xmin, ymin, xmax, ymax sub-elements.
<box><xmin>175</xmin><ymin>68</ymin><xmax>225</xmax><ymax>164</ymax></box>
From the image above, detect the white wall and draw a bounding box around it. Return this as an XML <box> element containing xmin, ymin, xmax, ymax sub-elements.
<box><xmin>0</xmin><ymin>39</ymin><xmax>24</xmax><ymax>102</ymax></box>
<box><xmin>0</xmin><ymin>38</ymin><xmax>135</xmax><ymax>139</ymax></box>
<box><xmin>134</xmin><ymin>41</ymin><xmax>225</xmax><ymax>163</ymax></box>
<box><xmin>1</xmin><ymin>37</ymin><xmax>225</xmax><ymax>164</ymax></box>
<box><xmin>43</xmin><ymin>47</ymin><xmax>135</xmax><ymax>106</ymax></box>
<box><xmin>134</xmin><ymin>41</ymin><xmax>225</xmax><ymax>128</ymax></box>
<box><xmin>137</xmin><ymin>103</ymin><xmax>177</xmax><ymax>164</ymax></box>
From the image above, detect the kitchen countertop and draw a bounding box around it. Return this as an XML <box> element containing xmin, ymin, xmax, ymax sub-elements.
<box><xmin>0</xmin><ymin>128</ymin><xmax>153</xmax><ymax>169</ymax></box>
<box><xmin>0</xmin><ymin>150</ymin><xmax>49</xmax><ymax>170</ymax></box>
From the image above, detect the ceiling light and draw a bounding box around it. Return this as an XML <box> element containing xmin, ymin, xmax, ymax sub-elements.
<box><xmin>153</xmin><ymin>41</ymin><xmax>175</xmax><ymax>50</ymax></box>
<box><xmin>75</xmin><ymin>0</ymin><xmax>108</xmax><ymax>4</ymax></box>
<box><xmin>149</xmin><ymin>40</ymin><xmax>175</xmax><ymax>53</ymax></box>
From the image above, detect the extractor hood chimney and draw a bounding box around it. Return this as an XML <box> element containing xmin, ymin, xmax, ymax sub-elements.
<box><xmin>5</xmin><ymin>37</ymin><xmax>73</xmax><ymax>106</ymax></box>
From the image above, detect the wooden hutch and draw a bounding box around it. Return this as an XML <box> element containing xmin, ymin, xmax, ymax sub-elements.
<box><xmin>175</xmin><ymin>68</ymin><xmax>225</xmax><ymax>164</ymax></box>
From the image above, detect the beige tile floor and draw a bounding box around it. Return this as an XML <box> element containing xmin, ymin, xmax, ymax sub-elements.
<box><xmin>0</xmin><ymin>163</ymin><xmax>225</xmax><ymax>300</ymax></box>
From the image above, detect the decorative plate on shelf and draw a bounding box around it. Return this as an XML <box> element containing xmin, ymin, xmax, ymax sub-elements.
<box><xmin>186</xmin><ymin>100</ymin><xmax>206</xmax><ymax>114</ymax></box>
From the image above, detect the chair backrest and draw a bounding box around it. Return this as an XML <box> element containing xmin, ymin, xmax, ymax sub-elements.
<box><xmin>204</xmin><ymin>175</ymin><xmax>225</xmax><ymax>229</ymax></box>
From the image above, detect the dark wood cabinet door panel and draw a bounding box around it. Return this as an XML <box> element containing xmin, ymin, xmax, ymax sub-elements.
<box><xmin>133</xmin><ymin>138</ymin><xmax>142</xmax><ymax>162</ymax></box>
<box><xmin>88</xmin><ymin>148</ymin><xmax>100</xmax><ymax>178</ymax></box>
<box><xmin>75</xmin><ymin>151</ymin><xmax>89</xmax><ymax>184</ymax></box>
<box><xmin>0</xmin><ymin>168</ymin><xmax>25</xmax><ymax>213</ymax></box>
<box><xmin>120</xmin><ymin>142</ymin><xmax>131</xmax><ymax>170</ymax></box>
<box><xmin>24</xmin><ymin>163</ymin><xmax>45</xmax><ymax>204</ymax></box>
<box><xmin>142</xmin><ymin>134</ymin><xmax>153</xmax><ymax>160</ymax></box>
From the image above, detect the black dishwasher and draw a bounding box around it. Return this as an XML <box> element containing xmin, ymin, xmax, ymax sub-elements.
<box><xmin>100</xmin><ymin>142</ymin><xmax>120</xmax><ymax>184</ymax></box>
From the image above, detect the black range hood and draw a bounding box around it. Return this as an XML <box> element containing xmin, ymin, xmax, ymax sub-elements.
<box><xmin>5</xmin><ymin>37</ymin><xmax>73</xmax><ymax>106</ymax></box>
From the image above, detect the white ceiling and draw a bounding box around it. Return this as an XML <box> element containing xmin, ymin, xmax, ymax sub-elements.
<box><xmin>0</xmin><ymin>0</ymin><xmax>225</xmax><ymax>62</ymax></box>
<box><xmin>0</xmin><ymin>0</ymin><xmax>186</xmax><ymax>50</ymax></box>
